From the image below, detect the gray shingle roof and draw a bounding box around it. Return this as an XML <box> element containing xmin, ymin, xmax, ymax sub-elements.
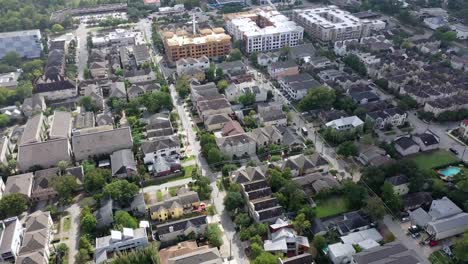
<box><xmin>352</xmin><ymin>242</ymin><xmax>420</xmax><ymax>264</ymax></box>
<box><xmin>110</xmin><ymin>149</ymin><xmax>137</xmax><ymax>176</ymax></box>
<box><xmin>17</xmin><ymin>139</ymin><xmax>71</xmax><ymax>171</ymax></box>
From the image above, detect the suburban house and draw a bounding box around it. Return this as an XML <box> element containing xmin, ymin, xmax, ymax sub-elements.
<box><xmin>225</xmin><ymin>81</ymin><xmax>268</xmax><ymax>103</ymax></box>
<box><xmin>197</xmin><ymin>97</ymin><xmax>233</xmax><ymax>121</ymax></box>
<box><xmin>264</xmin><ymin>218</ymin><xmax>309</xmax><ymax>257</ymax></box>
<box><xmin>49</xmin><ymin>111</ymin><xmax>72</xmax><ymax>140</ymax></box>
<box><xmin>17</xmin><ymin>138</ymin><xmax>72</xmax><ymax>171</ymax></box>
<box><xmin>328</xmin><ymin>242</ymin><xmax>355</xmax><ymax>264</ymax></box>
<box><xmin>144</xmin><ymin>113</ymin><xmax>173</xmax><ymax>139</ymax></box>
<box><xmin>394</xmin><ymin>136</ymin><xmax>420</xmax><ymax>156</ymax></box>
<box><xmin>278</xmin><ymin>73</ymin><xmax>321</xmax><ymax>101</ymax></box>
<box><xmin>31</xmin><ymin>166</ymin><xmax>84</xmax><ymax>202</ymax></box>
<box><xmin>94</xmin><ymin>199</ymin><xmax>114</xmax><ymax>229</ymax></box>
<box><xmin>5</xmin><ymin>173</ymin><xmax>34</xmax><ymax>199</ymax></box>
<box><xmin>352</xmin><ymin>242</ymin><xmax>421</xmax><ymax>264</ymax></box>
<box><xmin>221</xmin><ymin>120</ymin><xmax>244</xmax><ymax>137</ymax></box>
<box><xmin>124</xmin><ymin>68</ymin><xmax>156</xmax><ymax>84</ymax></box>
<box><xmin>95</xmin><ymin>227</ymin><xmax>149</xmax><ymax>264</ymax></box>
<box><xmin>33</xmin><ymin>77</ymin><xmax>77</xmax><ymax>101</ymax></box>
<box><xmin>149</xmin><ymin>191</ymin><xmax>200</xmax><ymax>222</ymax></box>
<box><xmin>127</xmin><ymin>83</ymin><xmax>160</xmax><ymax>100</ymax></box>
<box><xmin>292</xmin><ymin>172</ymin><xmax>339</xmax><ymax>195</ymax></box>
<box><xmin>190</xmin><ymin>82</ymin><xmax>219</xmax><ymax>103</ymax></box>
<box><xmin>332</xmin><ymin>210</ymin><xmax>372</xmax><ymax>236</ymax></box>
<box><xmin>16</xmin><ymin>211</ymin><xmax>53</xmax><ymax>264</ymax></box>
<box><xmin>204</xmin><ymin>113</ymin><xmax>231</xmax><ymax>132</ymax></box>
<box><xmin>215</xmin><ymin>133</ymin><xmax>256</xmax><ymax>159</ymax></box>
<box><xmin>152</xmin><ymin>156</ymin><xmax>181</xmax><ymax>177</ymax></box>
<box><xmin>22</xmin><ymin>94</ymin><xmax>46</xmax><ymax>117</ymax></box>
<box><xmin>339</xmin><ymin>228</ymin><xmax>382</xmax><ymax>251</ymax></box>
<box><xmin>176</xmin><ymin>56</ymin><xmax>210</xmax><ymax>76</ymax></box>
<box><xmin>159</xmin><ymin>241</ymin><xmax>223</xmax><ymax>264</ymax></box>
<box><xmin>366</xmin><ymin>108</ymin><xmax>407</xmax><ymax>129</ymax></box>
<box><xmin>108</xmin><ymin>82</ymin><xmax>127</xmax><ymax>99</ymax></box>
<box><xmin>268</xmin><ymin>60</ymin><xmax>299</xmax><ymax>79</ymax></box>
<box><xmin>231</xmin><ymin>166</ymin><xmax>268</xmax><ymax>184</ymax></box>
<box><xmin>257</xmin><ymin>103</ymin><xmax>287</xmax><ymax>127</ymax></box>
<box><xmin>141</xmin><ymin>135</ymin><xmax>180</xmax><ymax>164</ymax></box>
<box><xmin>0</xmin><ymin>136</ymin><xmax>11</xmax><ymax>166</ymax></box>
<box><xmin>242</xmin><ymin>179</ymin><xmax>283</xmax><ymax>223</ymax></box>
<box><xmin>279</xmin><ymin>253</ymin><xmax>314</xmax><ymax>264</ymax></box>
<box><xmin>156</xmin><ymin>215</ymin><xmax>208</xmax><ymax>243</ymax></box>
<box><xmin>96</xmin><ymin>112</ymin><xmax>114</xmax><ymax>126</ymax></box>
<box><xmin>403</xmin><ymin>192</ymin><xmax>433</xmax><ymax>211</ymax></box>
<box><xmin>325</xmin><ymin>116</ymin><xmax>364</xmax><ymax>131</ymax></box>
<box><xmin>357</xmin><ymin>144</ymin><xmax>393</xmax><ymax>167</ymax></box>
<box><xmin>72</xmin><ymin>126</ymin><xmax>133</xmax><ymax>161</ymax></box>
<box><xmin>110</xmin><ymin>149</ymin><xmax>137</xmax><ymax>178</ymax></box>
<box><xmin>0</xmin><ymin>217</ymin><xmax>23</xmax><ymax>263</ymax></box>
<box><xmin>133</xmin><ymin>44</ymin><xmax>151</xmax><ymax>66</ymax></box>
<box><xmin>258</xmin><ymin>52</ymin><xmax>279</xmax><ymax>66</ymax></box>
<box><xmin>413</xmin><ymin>132</ymin><xmax>439</xmax><ymax>151</ymax></box>
<box><xmin>385</xmin><ymin>175</ymin><xmax>409</xmax><ymax>196</ymax></box>
<box><xmin>282</xmin><ymin>154</ymin><xmax>328</xmax><ymax>177</ymax></box>
<box><xmin>20</xmin><ymin>113</ymin><xmax>47</xmax><ymax>145</ymax></box>
<box><xmin>250</xmin><ymin>126</ymin><xmax>283</xmax><ymax>148</ymax></box>
<box><xmin>409</xmin><ymin>196</ymin><xmax>468</xmax><ymax>241</ymax></box>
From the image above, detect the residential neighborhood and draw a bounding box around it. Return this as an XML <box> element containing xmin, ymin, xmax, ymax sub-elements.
<box><xmin>0</xmin><ymin>0</ymin><xmax>467</xmax><ymax>264</ymax></box>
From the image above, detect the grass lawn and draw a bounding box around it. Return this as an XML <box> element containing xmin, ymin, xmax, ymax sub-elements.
<box><xmin>150</xmin><ymin>165</ymin><xmax>195</xmax><ymax>185</ymax></box>
<box><xmin>168</xmin><ymin>186</ymin><xmax>179</xmax><ymax>197</ymax></box>
<box><xmin>315</xmin><ymin>196</ymin><xmax>349</xmax><ymax>218</ymax></box>
<box><xmin>408</xmin><ymin>150</ymin><xmax>459</xmax><ymax>171</ymax></box>
<box><xmin>429</xmin><ymin>251</ymin><xmax>452</xmax><ymax>264</ymax></box>
<box><xmin>62</xmin><ymin>216</ymin><xmax>71</xmax><ymax>233</ymax></box>
<box><xmin>156</xmin><ymin>190</ymin><xmax>163</xmax><ymax>202</ymax></box>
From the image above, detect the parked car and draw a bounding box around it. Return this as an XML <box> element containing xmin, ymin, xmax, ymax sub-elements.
<box><xmin>449</xmin><ymin>148</ymin><xmax>459</xmax><ymax>155</ymax></box>
<box><xmin>429</xmin><ymin>240</ymin><xmax>439</xmax><ymax>247</ymax></box>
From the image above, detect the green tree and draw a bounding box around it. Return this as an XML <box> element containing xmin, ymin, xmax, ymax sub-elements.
<box><xmin>343</xmin><ymin>181</ymin><xmax>367</xmax><ymax>209</ymax></box>
<box><xmin>114</xmin><ymin>210</ymin><xmax>138</xmax><ymax>229</ymax></box>
<box><xmin>52</xmin><ymin>175</ymin><xmax>79</xmax><ymax>203</ymax></box>
<box><xmin>343</xmin><ymin>54</ymin><xmax>367</xmax><ymax>76</ymax></box>
<box><xmin>103</xmin><ymin>180</ymin><xmax>139</xmax><ymax>205</ymax></box>
<box><xmin>206</xmin><ymin>224</ymin><xmax>223</xmax><ymax>247</ymax></box>
<box><xmin>298</xmin><ymin>87</ymin><xmax>336</xmax><ymax>111</ymax></box>
<box><xmin>207</xmin><ymin>148</ymin><xmax>223</xmax><ymax>165</ymax></box>
<box><xmin>80</xmin><ymin>211</ymin><xmax>97</xmax><ymax>234</ymax></box>
<box><xmin>250</xmin><ymin>243</ymin><xmax>263</xmax><ymax>259</ymax></box>
<box><xmin>337</xmin><ymin>141</ymin><xmax>358</xmax><ymax>157</ymax></box>
<box><xmin>0</xmin><ymin>193</ymin><xmax>28</xmax><ymax>218</ymax></box>
<box><xmin>206</xmin><ymin>64</ymin><xmax>216</xmax><ymax>82</ymax></box>
<box><xmin>224</xmin><ymin>191</ymin><xmax>245</xmax><ymax>211</ymax></box>
<box><xmin>234</xmin><ymin>213</ymin><xmax>251</xmax><ymax>228</ymax></box>
<box><xmin>2</xmin><ymin>52</ymin><xmax>21</xmax><ymax>67</ymax></box>
<box><xmin>434</xmin><ymin>28</ymin><xmax>457</xmax><ymax>43</ymax></box>
<box><xmin>192</xmin><ymin>176</ymin><xmax>212</xmax><ymax>200</ymax></box>
<box><xmin>140</xmin><ymin>92</ymin><xmax>172</xmax><ymax>113</ymax></box>
<box><xmin>216</xmin><ymin>68</ymin><xmax>224</xmax><ymax>80</ymax></box>
<box><xmin>84</xmin><ymin>168</ymin><xmax>109</xmax><ymax>193</ymax></box>
<box><xmin>364</xmin><ymin>197</ymin><xmax>386</xmax><ymax>221</ymax></box>
<box><xmin>0</xmin><ymin>114</ymin><xmax>10</xmax><ymax>127</ymax></box>
<box><xmin>292</xmin><ymin>213</ymin><xmax>311</xmax><ymax>235</ymax></box>
<box><xmin>313</xmin><ymin>235</ymin><xmax>327</xmax><ymax>250</ymax></box>
<box><xmin>250</xmin><ymin>52</ymin><xmax>258</xmax><ymax>67</ymax></box>
<box><xmin>79</xmin><ymin>96</ymin><xmax>97</xmax><ymax>112</ymax></box>
<box><xmin>51</xmin><ymin>23</ymin><xmax>64</xmax><ymax>33</ymax></box>
<box><xmin>252</xmin><ymin>252</ymin><xmax>277</xmax><ymax>264</ymax></box>
<box><xmin>227</xmin><ymin>49</ymin><xmax>242</xmax><ymax>61</ymax></box>
<box><xmin>176</xmin><ymin>75</ymin><xmax>190</xmax><ymax>98</ymax></box>
<box><xmin>238</xmin><ymin>92</ymin><xmax>256</xmax><ymax>105</ymax></box>
<box><xmin>217</xmin><ymin>80</ymin><xmax>228</xmax><ymax>93</ymax></box>
<box><xmin>453</xmin><ymin>232</ymin><xmax>468</xmax><ymax>261</ymax></box>
<box><xmin>381</xmin><ymin>182</ymin><xmax>402</xmax><ymax>212</ymax></box>
<box><xmin>398</xmin><ymin>95</ymin><xmax>418</xmax><ymax>111</ymax></box>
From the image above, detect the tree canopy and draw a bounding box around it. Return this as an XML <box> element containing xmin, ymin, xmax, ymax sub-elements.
<box><xmin>298</xmin><ymin>87</ymin><xmax>336</xmax><ymax>111</ymax></box>
<box><xmin>0</xmin><ymin>193</ymin><xmax>28</xmax><ymax>218</ymax></box>
<box><xmin>114</xmin><ymin>210</ymin><xmax>139</xmax><ymax>230</ymax></box>
<box><xmin>103</xmin><ymin>180</ymin><xmax>139</xmax><ymax>205</ymax></box>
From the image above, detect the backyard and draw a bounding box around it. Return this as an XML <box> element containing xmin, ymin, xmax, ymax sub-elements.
<box><xmin>429</xmin><ymin>251</ymin><xmax>452</xmax><ymax>264</ymax></box>
<box><xmin>407</xmin><ymin>150</ymin><xmax>459</xmax><ymax>171</ymax></box>
<box><xmin>315</xmin><ymin>196</ymin><xmax>349</xmax><ymax>218</ymax></box>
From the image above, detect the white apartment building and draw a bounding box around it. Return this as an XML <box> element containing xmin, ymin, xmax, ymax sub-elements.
<box><xmin>292</xmin><ymin>6</ymin><xmax>385</xmax><ymax>43</ymax></box>
<box><xmin>176</xmin><ymin>56</ymin><xmax>210</xmax><ymax>75</ymax></box>
<box><xmin>0</xmin><ymin>217</ymin><xmax>23</xmax><ymax>263</ymax></box>
<box><xmin>225</xmin><ymin>9</ymin><xmax>304</xmax><ymax>53</ymax></box>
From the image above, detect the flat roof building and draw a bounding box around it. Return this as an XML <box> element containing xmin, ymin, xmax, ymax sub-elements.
<box><xmin>225</xmin><ymin>8</ymin><xmax>303</xmax><ymax>53</ymax></box>
<box><xmin>0</xmin><ymin>30</ymin><xmax>43</xmax><ymax>59</ymax></box>
<box><xmin>292</xmin><ymin>6</ymin><xmax>384</xmax><ymax>43</ymax></box>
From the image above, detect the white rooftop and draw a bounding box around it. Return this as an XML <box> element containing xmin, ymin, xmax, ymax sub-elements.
<box><xmin>326</xmin><ymin>115</ymin><xmax>364</xmax><ymax>129</ymax></box>
<box><xmin>328</xmin><ymin>242</ymin><xmax>356</xmax><ymax>257</ymax></box>
<box><xmin>340</xmin><ymin>228</ymin><xmax>383</xmax><ymax>245</ymax></box>
<box><xmin>294</xmin><ymin>6</ymin><xmax>362</xmax><ymax>30</ymax></box>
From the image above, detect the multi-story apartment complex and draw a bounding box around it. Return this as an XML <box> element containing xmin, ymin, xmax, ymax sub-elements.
<box><xmin>0</xmin><ymin>30</ymin><xmax>43</xmax><ymax>59</ymax></box>
<box><xmin>292</xmin><ymin>6</ymin><xmax>384</xmax><ymax>43</ymax></box>
<box><xmin>162</xmin><ymin>28</ymin><xmax>231</xmax><ymax>64</ymax></box>
<box><xmin>225</xmin><ymin>9</ymin><xmax>304</xmax><ymax>53</ymax></box>
<box><xmin>0</xmin><ymin>217</ymin><xmax>23</xmax><ymax>263</ymax></box>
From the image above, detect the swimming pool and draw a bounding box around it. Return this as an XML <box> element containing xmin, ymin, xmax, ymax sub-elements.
<box><xmin>438</xmin><ymin>166</ymin><xmax>461</xmax><ymax>177</ymax></box>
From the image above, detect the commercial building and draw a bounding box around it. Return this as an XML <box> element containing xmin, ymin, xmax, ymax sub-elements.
<box><xmin>292</xmin><ymin>6</ymin><xmax>384</xmax><ymax>43</ymax></box>
<box><xmin>225</xmin><ymin>9</ymin><xmax>303</xmax><ymax>53</ymax></box>
<box><xmin>0</xmin><ymin>30</ymin><xmax>43</xmax><ymax>59</ymax></box>
<box><xmin>162</xmin><ymin>28</ymin><xmax>231</xmax><ymax>64</ymax></box>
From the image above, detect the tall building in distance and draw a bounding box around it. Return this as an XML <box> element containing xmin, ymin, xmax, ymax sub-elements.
<box><xmin>225</xmin><ymin>8</ymin><xmax>304</xmax><ymax>53</ymax></box>
<box><xmin>162</xmin><ymin>23</ymin><xmax>232</xmax><ymax>64</ymax></box>
<box><xmin>0</xmin><ymin>30</ymin><xmax>43</xmax><ymax>59</ymax></box>
<box><xmin>292</xmin><ymin>6</ymin><xmax>385</xmax><ymax>43</ymax></box>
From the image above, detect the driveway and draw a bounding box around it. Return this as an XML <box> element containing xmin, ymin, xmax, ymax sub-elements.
<box><xmin>75</xmin><ymin>24</ymin><xmax>90</xmax><ymax>80</ymax></box>
<box><xmin>383</xmin><ymin>215</ymin><xmax>432</xmax><ymax>264</ymax></box>
<box><xmin>66</xmin><ymin>203</ymin><xmax>81</xmax><ymax>264</ymax></box>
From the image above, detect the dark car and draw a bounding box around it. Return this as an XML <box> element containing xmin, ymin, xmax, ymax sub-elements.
<box><xmin>449</xmin><ymin>148</ymin><xmax>459</xmax><ymax>155</ymax></box>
